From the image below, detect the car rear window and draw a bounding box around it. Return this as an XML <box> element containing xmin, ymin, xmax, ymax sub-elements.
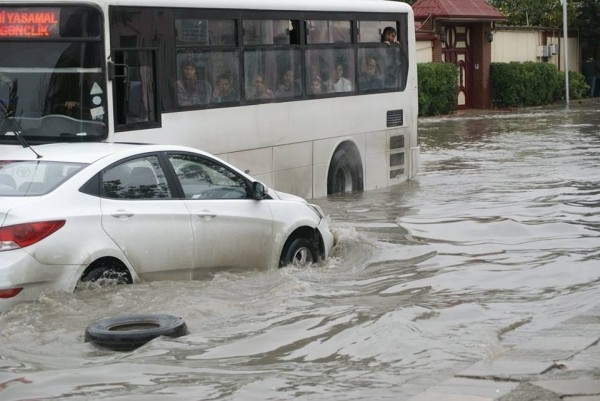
<box><xmin>0</xmin><ymin>160</ymin><xmax>87</xmax><ymax>196</ymax></box>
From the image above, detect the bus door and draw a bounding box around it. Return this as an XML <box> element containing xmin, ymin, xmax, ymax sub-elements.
<box><xmin>109</xmin><ymin>48</ymin><xmax>161</xmax><ymax>131</ymax></box>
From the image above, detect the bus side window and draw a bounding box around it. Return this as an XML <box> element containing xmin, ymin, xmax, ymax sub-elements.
<box><xmin>356</xmin><ymin>20</ymin><xmax>407</xmax><ymax>91</ymax></box>
<box><xmin>356</xmin><ymin>20</ymin><xmax>397</xmax><ymax>43</ymax></box>
<box><xmin>305</xmin><ymin>48</ymin><xmax>355</xmax><ymax>94</ymax></box>
<box><xmin>112</xmin><ymin>49</ymin><xmax>160</xmax><ymax>131</ymax></box>
<box><xmin>244</xmin><ymin>49</ymin><xmax>276</xmax><ymax>101</ymax></box>
<box><xmin>174</xmin><ymin>17</ymin><xmax>239</xmax><ymax>107</ymax></box>
<box><xmin>207</xmin><ymin>51</ymin><xmax>241</xmax><ymax>104</ymax></box>
<box><xmin>175</xmin><ymin>53</ymin><xmax>213</xmax><ymax>107</ymax></box>
<box><xmin>358</xmin><ymin>50</ymin><xmax>384</xmax><ymax>92</ymax></box>
<box><xmin>306</xmin><ymin>20</ymin><xmax>351</xmax><ymax>44</ymax></box>
<box><xmin>243</xmin><ymin>20</ymin><xmax>299</xmax><ymax>45</ymax></box>
<box><xmin>176</xmin><ymin>19</ymin><xmax>236</xmax><ymax>46</ymax></box>
<box><xmin>243</xmin><ymin>50</ymin><xmax>303</xmax><ymax>100</ymax></box>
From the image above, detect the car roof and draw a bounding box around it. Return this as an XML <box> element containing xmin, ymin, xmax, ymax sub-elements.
<box><xmin>0</xmin><ymin>142</ymin><xmax>208</xmax><ymax>164</ymax></box>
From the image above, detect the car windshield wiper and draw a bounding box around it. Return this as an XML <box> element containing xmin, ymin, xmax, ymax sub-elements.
<box><xmin>0</xmin><ymin>76</ymin><xmax>42</xmax><ymax>158</ymax></box>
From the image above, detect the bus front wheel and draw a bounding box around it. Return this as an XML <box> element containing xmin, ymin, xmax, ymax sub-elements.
<box><xmin>327</xmin><ymin>148</ymin><xmax>363</xmax><ymax>194</ymax></box>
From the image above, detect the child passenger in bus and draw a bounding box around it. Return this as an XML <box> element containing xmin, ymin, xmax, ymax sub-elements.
<box><xmin>359</xmin><ymin>57</ymin><xmax>383</xmax><ymax>91</ymax></box>
<box><xmin>248</xmin><ymin>74</ymin><xmax>274</xmax><ymax>100</ymax></box>
<box><xmin>176</xmin><ymin>58</ymin><xmax>212</xmax><ymax>106</ymax></box>
<box><xmin>325</xmin><ymin>63</ymin><xmax>352</xmax><ymax>93</ymax></box>
<box><xmin>212</xmin><ymin>72</ymin><xmax>239</xmax><ymax>103</ymax></box>
<box><xmin>381</xmin><ymin>27</ymin><xmax>402</xmax><ymax>89</ymax></box>
<box><xmin>309</xmin><ymin>76</ymin><xmax>323</xmax><ymax>95</ymax></box>
<box><xmin>276</xmin><ymin>69</ymin><xmax>301</xmax><ymax>97</ymax></box>
<box><xmin>381</xmin><ymin>26</ymin><xmax>397</xmax><ymax>45</ymax></box>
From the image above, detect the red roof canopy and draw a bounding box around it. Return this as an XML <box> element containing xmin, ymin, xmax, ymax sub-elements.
<box><xmin>412</xmin><ymin>0</ymin><xmax>506</xmax><ymax>21</ymax></box>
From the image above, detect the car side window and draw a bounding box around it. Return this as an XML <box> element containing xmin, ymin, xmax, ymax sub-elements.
<box><xmin>102</xmin><ymin>155</ymin><xmax>172</xmax><ymax>199</ymax></box>
<box><xmin>167</xmin><ymin>153</ymin><xmax>249</xmax><ymax>199</ymax></box>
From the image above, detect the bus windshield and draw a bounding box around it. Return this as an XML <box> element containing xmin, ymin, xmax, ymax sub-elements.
<box><xmin>0</xmin><ymin>5</ymin><xmax>107</xmax><ymax>144</ymax></box>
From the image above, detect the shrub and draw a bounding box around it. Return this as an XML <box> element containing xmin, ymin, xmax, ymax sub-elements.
<box><xmin>491</xmin><ymin>62</ymin><xmax>584</xmax><ymax>107</ymax></box>
<box><xmin>417</xmin><ymin>63</ymin><xmax>457</xmax><ymax>116</ymax></box>
<box><xmin>490</xmin><ymin>62</ymin><xmax>522</xmax><ymax>107</ymax></box>
<box><xmin>556</xmin><ymin>70</ymin><xmax>588</xmax><ymax>100</ymax></box>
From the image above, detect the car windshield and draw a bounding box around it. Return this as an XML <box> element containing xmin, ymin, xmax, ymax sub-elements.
<box><xmin>0</xmin><ymin>6</ymin><xmax>107</xmax><ymax>144</ymax></box>
<box><xmin>0</xmin><ymin>160</ymin><xmax>87</xmax><ymax>196</ymax></box>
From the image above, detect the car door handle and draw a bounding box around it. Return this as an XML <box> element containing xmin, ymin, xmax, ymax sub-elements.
<box><xmin>196</xmin><ymin>212</ymin><xmax>217</xmax><ymax>220</ymax></box>
<box><xmin>112</xmin><ymin>212</ymin><xmax>134</xmax><ymax>219</ymax></box>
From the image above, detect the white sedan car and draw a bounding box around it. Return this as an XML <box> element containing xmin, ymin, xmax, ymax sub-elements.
<box><xmin>0</xmin><ymin>142</ymin><xmax>335</xmax><ymax>313</ymax></box>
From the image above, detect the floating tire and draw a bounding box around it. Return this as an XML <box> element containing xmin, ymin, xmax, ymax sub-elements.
<box><xmin>85</xmin><ymin>314</ymin><xmax>188</xmax><ymax>351</ymax></box>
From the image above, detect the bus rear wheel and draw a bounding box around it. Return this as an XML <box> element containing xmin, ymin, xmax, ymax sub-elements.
<box><xmin>327</xmin><ymin>147</ymin><xmax>363</xmax><ymax>194</ymax></box>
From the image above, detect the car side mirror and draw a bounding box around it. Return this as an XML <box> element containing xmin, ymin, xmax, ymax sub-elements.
<box><xmin>252</xmin><ymin>181</ymin><xmax>267</xmax><ymax>200</ymax></box>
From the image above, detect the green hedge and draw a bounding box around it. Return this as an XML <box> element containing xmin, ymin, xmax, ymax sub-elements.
<box><xmin>416</xmin><ymin>61</ymin><xmax>588</xmax><ymax>115</ymax></box>
<box><xmin>417</xmin><ymin>62</ymin><xmax>458</xmax><ymax>116</ymax></box>
<box><xmin>490</xmin><ymin>62</ymin><xmax>587</xmax><ymax>107</ymax></box>
<box><xmin>556</xmin><ymin>70</ymin><xmax>589</xmax><ymax>100</ymax></box>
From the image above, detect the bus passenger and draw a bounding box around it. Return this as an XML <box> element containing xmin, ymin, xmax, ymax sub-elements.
<box><xmin>212</xmin><ymin>72</ymin><xmax>238</xmax><ymax>103</ymax></box>
<box><xmin>276</xmin><ymin>69</ymin><xmax>301</xmax><ymax>97</ymax></box>
<box><xmin>325</xmin><ymin>62</ymin><xmax>352</xmax><ymax>93</ymax></box>
<box><xmin>359</xmin><ymin>57</ymin><xmax>383</xmax><ymax>91</ymax></box>
<box><xmin>381</xmin><ymin>26</ymin><xmax>397</xmax><ymax>45</ymax></box>
<box><xmin>310</xmin><ymin>76</ymin><xmax>323</xmax><ymax>94</ymax></box>
<box><xmin>177</xmin><ymin>58</ymin><xmax>212</xmax><ymax>106</ymax></box>
<box><xmin>248</xmin><ymin>74</ymin><xmax>274</xmax><ymax>100</ymax></box>
<box><xmin>382</xmin><ymin>32</ymin><xmax>402</xmax><ymax>88</ymax></box>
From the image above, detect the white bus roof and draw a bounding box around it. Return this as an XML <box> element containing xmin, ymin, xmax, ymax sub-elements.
<box><xmin>3</xmin><ymin>0</ymin><xmax>413</xmax><ymax>14</ymax></box>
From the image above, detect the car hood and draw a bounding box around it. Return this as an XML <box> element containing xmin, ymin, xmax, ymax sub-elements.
<box><xmin>269</xmin><ymin>189</ymin><xmax>307</xmax><ymax>203</ymax></box>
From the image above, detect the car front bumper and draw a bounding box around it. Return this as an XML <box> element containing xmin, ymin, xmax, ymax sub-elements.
<box><xmin>317</xmin><ymin>217</ymin><xmax>336</xmax><ymax>260</ymax></box>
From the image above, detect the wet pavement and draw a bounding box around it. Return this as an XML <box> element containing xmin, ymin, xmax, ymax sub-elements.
<box><xmin>410</xmin><ymin>101</ymin><xmax>600</xmax><ymax>401</ymax></box>
<box><xmin>409</xmin><ymin>301</ymin><xmax>600</xmax><ymax>400</ymax></box>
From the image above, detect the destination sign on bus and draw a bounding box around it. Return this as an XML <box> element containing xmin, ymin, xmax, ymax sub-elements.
<box><xmin>0</xmin><ymin>8</ymin><xmax>60</xmax><ymax>38</ymax></box>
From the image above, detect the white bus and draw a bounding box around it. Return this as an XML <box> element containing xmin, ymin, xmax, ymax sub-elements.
<box><xmin>0</xmin><ymin>0</ymin><xmax>418</xmax><ymax>199</ymax></box>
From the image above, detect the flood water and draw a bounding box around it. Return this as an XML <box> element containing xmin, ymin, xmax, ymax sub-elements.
<box><xmin>1</xmin><ymin>100</ymin><xmax>600</xmax><ymax>400</ymax></box>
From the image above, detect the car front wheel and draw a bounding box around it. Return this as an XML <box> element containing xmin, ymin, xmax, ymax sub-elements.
<box><xmin>280</xmin><ymin>237</ymin><xmax>318</xmax><ymax>268</ymax></box>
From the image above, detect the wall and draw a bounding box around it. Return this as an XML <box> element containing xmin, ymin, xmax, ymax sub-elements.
<box><xmin>416</xmin><ymin>40</ymin><xmax>433</xmax><ymax>63</ymax></box>
<box><xmin>417</xmin><ymin>28</ymin><xmax>580</xmax><ymax>73</ymax></box>
<box><xmin>491</xmin><ymin>28</ymin><xmax>580</xmax><ymax>72</ymax></box>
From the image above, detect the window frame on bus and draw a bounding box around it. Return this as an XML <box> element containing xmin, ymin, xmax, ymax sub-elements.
<box><xmin>110</xmin><ymin>46</ymin><xmax>162</xmax><ymax>132</ymax></box>
<box><xmin>108</xmin><ymin>6</ymin><xmax>411</xmax><ymax>130</ymax></box>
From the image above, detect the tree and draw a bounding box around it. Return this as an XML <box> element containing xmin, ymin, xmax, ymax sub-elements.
<box><xmin>489</xmin><ymin>0</ymin><xmax>576</xmax><ymax>28</ymax></box>
<box><xmin>573</xmin><ymin>0</ymin><xmax>600</xmax><ymax>52</ymax></box>
<box><xmin>490</xmin><ymin>0</ymin><xmax>599</xmax><ymax>56</ymax></box>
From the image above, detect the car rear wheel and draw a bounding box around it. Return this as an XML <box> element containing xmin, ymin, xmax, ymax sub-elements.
<box><xmin>77</xmin><ymin>260</ymin><xmax>132</xmax><ymax>290</ymax></box>
<box><xmin>280</xmin><ymin>237</ymin><xmax>318</xmax><ymax>267</ymax></box>
<box><xmin>85</xmin><ymin>314</ymin><xmax>188</xmax><ymax>351</ymax></box>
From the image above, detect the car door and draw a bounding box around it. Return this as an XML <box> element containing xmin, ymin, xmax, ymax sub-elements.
<box><xmin>99</xmin><ymin>154</ymin><xmax>194</xmax><ymax>281</ymax></box>
<box><xmin>166</xmin><ymin>152</ymin><xmax>275</xmax><ymax>274</ymax></box>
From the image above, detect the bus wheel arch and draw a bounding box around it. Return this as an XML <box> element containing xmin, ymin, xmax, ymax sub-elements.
<box><xmin>327</xmin><ymin>142</ymin><xmax>364</xmax><ymax>195</ymax></box>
